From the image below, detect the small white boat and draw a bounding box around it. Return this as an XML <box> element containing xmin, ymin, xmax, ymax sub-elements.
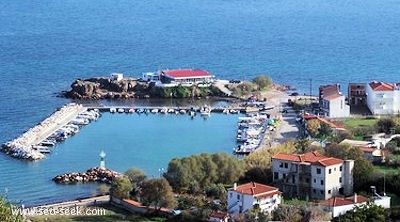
<box><xmin>179</xmin><ymin>109</ymin><xmax>186</xmax><ymax>114</ymax></box>
<box><xmin>151</xmin><ymin>109</ymin><xmax>159</xmax><ymax>114</ymax></box>
<box><xmin>200</xmin><ymin>106</ymin><xmax>211</xmax><ymax>116</ymax></box>
<box><xmin>32</xmin><ymin>145</ymin><xmax>51</xmax><ymax>154</ymax></box>
<box><xmin>41</xmin><ymin>140</ymin><xmax>56</xmax><ymax>147</ymax></box>
<box><xmin>117</xmin><ymin>108</ymin><xmax>125</xmax><ymax>113</ymax></box>
<box><xmin>128</xmin><ymin>108</ymin><xmax>135</xmax><ymax>113</ymax></box>
<box><xmin>110</xmin><ymin>108</ymin><xmax>116</xmax><ymax>113</ymax></box>
<box><xmin>160</xmin><ymin>107</ymin><xmax>168</xmax><ymax>114</ymax></box>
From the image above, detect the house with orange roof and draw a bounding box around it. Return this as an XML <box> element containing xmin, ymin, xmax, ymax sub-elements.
<box><xmin>208</xmin><ymin>211</ymin><xmax>230</xmax><ymax>222</ymax></box>
<box><xmin>318</xmin><ymin>191</ymin><xmax>391</xmax><ymax>217</ymax></box>
<box><xmin>227</xmin><ymin>182</ymin><xmax>282</xmax><ymax>215</ymax></box>
<box><xmin>319</xmin><ymin>84</ymin><xmax>350</xmax><ymax>118</ymax></box>
<box><xmin>271</xmin><ymin>151</ymin><xmax>354</xmax><ymax>200</ymax></box>
<box><xmin>149</xmin><ymin>68</ymin><xmax>214</xmax><ymax>87</ymax></box>
<box><xmin>365</xmin><ymin>81</ymin><xmax>400</xmax><ymax>115</ymax></box>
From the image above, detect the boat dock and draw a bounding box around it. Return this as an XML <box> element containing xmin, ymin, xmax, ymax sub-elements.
<box><xmin>1</xmin><ymin>102</ymin><xmax>265</xmax><ymax>160</ymax></box>
<box><xmin>84</xmin><ymin>105</ymin><xmax>246</xmax><ymax>114</ymax></box>
<box><xmin>1</xmin><ymin>103</ymin><xmax>88</xmax><ymax>160</ymax></box>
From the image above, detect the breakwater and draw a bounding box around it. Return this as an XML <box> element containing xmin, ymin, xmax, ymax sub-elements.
<box><xmin>1</xmin><ymin>103</ymin><xmax>88</xmax><ymax>160</ymax></box>
<box><xmin>53</xmin><ymin>167</ymin><xmax>121</xmax><ymax>184</ymax></box>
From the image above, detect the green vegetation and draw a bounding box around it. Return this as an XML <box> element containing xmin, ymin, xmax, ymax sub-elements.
<box><xmin>149</xmin><ymin>85</ymin><xmax>214</xmax><ymax>98</ymax></box>
<box><xmin>164</xmin><ymin>153</ymin><xmax>246</xmax><ymax>193</ymax></box>
<box><xmin>325</xmin><ymin>144</ymin><xmax>374</xmax><ymax>191</ymax></box>
<box><xmin>252</xmin><ymin>75</ymin><xmax>272</xmax><ymax>91</ymax></box>
<box><xmin>373</xmin><ymin>165</ymin><xmax>399</xmax><ymax>174</ymax></box>
<box><xmin>0</xmin><ymin>196</ymin><xmax>25</xmax><ymax>222</ymax></box>
<box><xmin>342</xmin><ymin>118</ymin><xmax>378</xmax><ymax>129</ymax></box>
<box><xmin>332</xmin><ymin>202</ymin><xmax>387</xmax><ymax>222</ymax></box>
<box><xmin>28</xmin><ymin>204</ymin><xmax>167</xmax><ymax>222</ymax></box>
<box><xmin>140</xmin><ymin>178</ymin><xmax>177</xmax><ymax>211</ymax></box>
<box><xmin>110</xmin><ymin>177</ymin><xmax>133</xmax><ymax>199</ymax></box>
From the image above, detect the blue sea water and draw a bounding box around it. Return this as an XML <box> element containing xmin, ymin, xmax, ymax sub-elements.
<box><xmin>1</xmin><ymin>0</ymin><xmax>400</xmax><ymax>205</ymax></box>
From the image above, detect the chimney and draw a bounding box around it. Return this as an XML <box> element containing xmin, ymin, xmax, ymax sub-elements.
<box><xmin>234</xmin><ymin>183</ymin><xmax>237</xmax><ymax>191</ymax></box>
<box><xmin>354</xmin><ymin>193</ymin><xmax>357</xmax><ymax>203</ymax></box>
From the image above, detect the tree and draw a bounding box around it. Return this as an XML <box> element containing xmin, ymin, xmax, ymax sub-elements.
<box><xmin>333</xmin><ymin>202</ymin><xmax>387</xmax><ymax>222</ymax></box>
<box><xmin>140</xmin><ymin>178</ymin><xmax>177</xmax><ymax>211</ymax></box>
<box><xmin>240</xmin><ymin>167</ymin><xmax>273</xmax><ymax>185</ymax></box>
<box><xmin>376</xmin><ymin>118</ymin><xmax>395</xmax><ymax>134</ymax></box>
<box><xmin>124</xmin><ymin>168</ymin><xmax>146</xmax><ymax>184</ymax></box>
<box><xmin>109</xmin><ymin>176</ymin><xmax>133</xmax><ymax>199</ymax></box>
<box><xmin>295</xmin><ymin>138</ymin><xmax>312</xmax><ymax>153</ymax></box>
<box><xmin>165</xmin><ymin>153</ymin><xmax>245</xmax><ymax>192</ymax></box>
<box><xmin>252</xmin><ymin>75</ymin><xmax>272</xmax><ymax>91</ymax></box>
<box><xmin>319</xmin><ymin>122</ymin><xmax>332</xmax><ymax>138</ymax></box>
<box><xmin>306</xmin><ymin>119</ymin><xmax>320</xmax><ymax>137</ymax></box>
<box><xmin>0</xmin><ymin>197</ymin><xmax>25</xmax><ymax>222</ymax></box>
<box><xmin>272</xmin><ymin>204</ymin><xmax>303</xmax><ymax>222</ymax></box>
<box><xmin>325</xmin><ymin>143</ymin><xmax>374</xmax><ymax>191</ymax></box>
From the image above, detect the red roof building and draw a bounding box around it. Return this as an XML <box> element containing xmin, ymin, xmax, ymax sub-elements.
<box><xmin>227</xmin><ymin>182</ymin><xmax>282</xmax><ymax>215</ymax></box>
<box><xmin>369</xmin><ymin>81</ymin><xmax>394</xmax><ymax>91</ymax></box>
<box><xmin>318</xmin><ymin>84</ymin><xmax>350</xmax><ymax>118</ymax></box>
<box><xmin>272</xmin><ymin>152</ymin><xmax>354</xmax><ymax>200</ymax></box>
<box><xmin>158</xmin><ymin>69</ymin><xmax>214</xmax><ymax>87</ymax></box>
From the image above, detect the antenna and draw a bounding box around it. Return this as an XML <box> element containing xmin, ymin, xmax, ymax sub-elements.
<box><xmin>384</xmin><ymin>172</ymin><xmax>386</xmax><ymax>196</ymax></box>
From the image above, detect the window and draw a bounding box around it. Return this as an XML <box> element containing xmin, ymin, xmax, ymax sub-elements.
<box><xmin>320</xmin><ymin>190</ymin><xmax>324</xmax><ymax>195</ymax></box>
<box><xmin>339</xmin><ymin>177</ymin><xmax>342</xmax><ymax>183</ymax></box>
<box><xmin>283</xmin><ymin>173</ymin><xmax>286</xmax><ymax>179</ymax></box>
<box><xmin>306</xmin><ymin>178</ymin><xmax>310</xmax><ymax>183</ymax></box>
<box><xmin>340</xmin><ymin>166</ymin><xmax>342</xmax><ymax>171</ymax></box>
<box><xmin>334</xmin><ymin>167</ymin><xmax>336</xmax><ymax>171</ymax></box>
<box><xmin>237</xmin><ymin>194</ymin><xmax>240</xmax><ymax>200</ymax></box>
<box><xmin>313</xmin><ymin>189</ymin><xmax>316</xmax><ymax>193</ymax></box>
<box><xmin>317</xmin><ymin>168</ymin><xmax>321</xmax><ymax>174</ymax></box>
<box><xmin>314</xmin><ymin>179</ymin><xmax>316</xmax><ymax>183</ymax></box>
<box><xmin>274</xmin><ymin>172</ymin><xmax>279</xmax><ymax>180</ymax></box>
<box><xmin>292</xmin><ymin>175</ymin><xmax>296</xmax><ymax>183</ymax></box>
<box><xmin>321</xmin><ymin>180</ymin><xmax>324</xmax><ymax>185</ymax></box>
<box><xmin>328</xmin><ymin>190</ymin><xmax>331</xmax><ymax>194</ymax></box>
<box><xmin>329</xmin><ymin>169</ymin><xmax>332</xmax><ymax>174</ymax></box>
<box><xmin>284</xmin><ymin>163</ymin><xmax>288</xmax><ymax>168</ymax></box>
<box><xmin>230</xmin><ymin>193</ymin><xmax>233</xmax><ymax>198</ymax></box>
<box><xmin>279</xmin><ymin>162</ymin><xmax>283</xmax><ymax>168</ymax></box>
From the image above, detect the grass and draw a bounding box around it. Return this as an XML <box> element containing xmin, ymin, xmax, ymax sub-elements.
<box><xmin>342</xmin><ymin>118</ymin><xmax>377</xmax><ymax>129</ymax></box>
<box><xmin>27</xmin><ymin>204</ymin><xmax>167</xmax><ymax>222</ymax></box>
<box><xmin>374</xmin><ymin>165</ymin><xmax>400</xmax><ymax>174</ymax></box>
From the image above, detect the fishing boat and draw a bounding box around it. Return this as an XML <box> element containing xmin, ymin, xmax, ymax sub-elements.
<box><xmin>200</xmin><ymin>105</ymin><xmax>211</xmax><ymax>116</ymax></box>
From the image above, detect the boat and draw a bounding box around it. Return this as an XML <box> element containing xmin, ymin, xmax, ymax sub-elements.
<box><xmin>32</xmin><ymin>145</ymin><xmax>51</xmax><ymax>154</ymax></box>
<box><xmin>200</xmin><ymin>105</ymin><xmax>211</xmax><ymax>116</ymax></box>
<box><xmin>128</xmin><ymin>108</ymin><xmax>135</xmax><ymax>113</ymax></box>
<box><xmin>110</xmin><ymin>108</ymin><xmax>116</xmax><ymax>113</ymax></box>
<box><xmin>117</xmin><ymin>108</ymin><xmax>125</xmax><ymax>113</ymax></box>
<box><xmin>40</xmin><ymin>140</ymin><xmax>56</xmax><ymax>147</ymax></box>
<box><xmin>151</xmin><ymin>109</ymin><xmax>159</xmax><ymax>114</ymax></box>
<box><xmin>179</xmin><ymin>109</ymin><xmax>186</xmax><ymax>114</ymax></box>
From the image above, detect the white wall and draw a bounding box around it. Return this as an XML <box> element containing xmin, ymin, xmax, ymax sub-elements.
<box><xmin>324</xmin><ymin>164</ymin><xmax>343</xmax><ymax>199</ymax></box>
<box><xmin>366</xmin><ymin>84</ymin><xmax>394</xmax><ymax>115</ymax></box>
<box><xmin>327</xmin><ymin>96</ymin><xmax>350</xmax><ymax>118</ymax></box>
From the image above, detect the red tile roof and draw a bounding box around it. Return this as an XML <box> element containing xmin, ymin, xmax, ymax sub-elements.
<box><xmin>161</xmin><ymin>69</ymin><xmax>212</xmax><ymax>79</ymax></box>
<box><xmin>272</xmin><ymin>151</ymin><xmax>344</xmax><ymax>167</ymax></box>
<box><xmin>324</xmin><ymin>92</ymin><xmax>342</xmax><ymax>101</ymax></box>
<box><xmin>123</xmin><ymin>199</ymin><xmax>143</xmax><ymax>207</ymax></box>
<box><xmin>319</xmin><ymin>194</ymin><xmax>369</xmax><ymax>207</ymax></box>
<box><xmin>229</xmin><ymin>182</ymin><xmax>281</xmax><ymax>199</ymax></box>
<box><xmin>369</xmin><ymin>81</ymin><xmax>394</xmax><ymax>91</ymax></box>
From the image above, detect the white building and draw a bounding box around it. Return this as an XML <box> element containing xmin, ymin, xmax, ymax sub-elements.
<box><xmin>365</xmin><ymin>81</ymin><xmax>400</xmax><ymax>115</ymax></box>
<box><xmin>319</xmin><ymin>193</ymin><xmax>391</xmax><ymax>217</ymax></box>
<box><xmin>272</xmin><ymin>151</ymin><xmax>354</xmax><ymax>200</ymax></box>
<box><xmin>110</xmin><ymin>73</ymin><xmax>124</xmax><ymax>82</ymax></box>
<box><xmin>227</xmin><ymin>182</ymin><xmax>282</xmax><ymax>215</ymax></box>
<box><xmin>319</xmin><ymin>84</ymin><xmax>350</xmax><ymax>118</ymax></box>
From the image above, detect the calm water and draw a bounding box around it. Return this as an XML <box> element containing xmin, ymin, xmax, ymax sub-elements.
<box><xmin>1</xmin><ymin>0</ymin><xmax>400</xmax><ymax>205</ymax></box>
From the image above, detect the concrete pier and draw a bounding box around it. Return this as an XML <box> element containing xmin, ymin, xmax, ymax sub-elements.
<box><xmin>1</xmin><ymin>103</ymin><xmax>87</xmax><ymax>160</ymax></box>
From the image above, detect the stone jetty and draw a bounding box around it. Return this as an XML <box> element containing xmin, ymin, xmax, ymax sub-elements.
<box><xmin>53</xmin><ymin>167</ymin><xmax>121</xmax><ymax>184</ymax></box>
<box><xmin>1</xmin><ymin>103</ymin><xmax>87</xmax><ymax>160</ymax></box>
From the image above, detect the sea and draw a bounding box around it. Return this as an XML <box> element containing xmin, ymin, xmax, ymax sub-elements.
<box><xmin>1</xmin><ymin>0</ymin><xmax>400</xmax><ymax>206</ymax></box>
